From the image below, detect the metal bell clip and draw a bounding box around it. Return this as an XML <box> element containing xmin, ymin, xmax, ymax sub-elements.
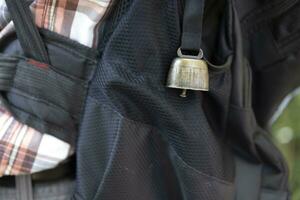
<box><xmin>166</xmin><ymin>48</ymin><xmax>209</xmax><ymax>97</ymax></box>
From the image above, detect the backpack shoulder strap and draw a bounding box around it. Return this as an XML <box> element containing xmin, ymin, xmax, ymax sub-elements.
<box><xmin>5</xmin><ymin>0</ymin><xmax>49</xmax><ymax>63</ymax></box>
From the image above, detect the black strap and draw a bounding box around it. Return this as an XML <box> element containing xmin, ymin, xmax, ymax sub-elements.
<box><xmin>15</xmin><ymin>175</ymin><xmax>34</xmax><ymax>200</ymax></box>
<box><xmin>5</xmin><ymin>0</ymin><xmax>49</xmax><ymax>63</ymax></box>
<box><xmin>234</xmin><ymin>155</ymin><xmax>262</xmax><ymax>200</ymax></box>
<box><xmin>0</xmin><ymin>55</ymin><xmax>18</xmax><ymax>91</ymax></box>
<box><xmin>181</xmin><ymin>0</ymin><xmax>205</xmax><ymax>53</ymax></box>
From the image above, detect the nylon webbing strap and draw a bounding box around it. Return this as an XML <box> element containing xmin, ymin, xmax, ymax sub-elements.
<box><xmin>0</xmin><ymin>55</ymin><xmax>18</xmax><ymax>91</ymax></box>
<box><xmin>181</xmin><ymin>0</ymin><xmax>205</xmax><ymax>52</ymax></box>
<box><xmin>15</xmin><ymin>175</ymin><xmax>34</xmax><ymax>200</ymax></box>
<box><xmin>5</xmin><ymin>0</ymin><xmax>49</xmax><ymax>63</ymax></box>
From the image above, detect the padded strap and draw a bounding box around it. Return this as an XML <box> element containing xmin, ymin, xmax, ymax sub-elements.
<box><xmin>0</xmin><ymin>53</ymin><xmax>84</xmax><ymax>115</ymax></box>
<box><xmin>5</xmin><ymin>0</ymin><xmax>49</xmax><ymax>63</ymax></box>
<box><xmin>181</xmin><ymin>0</ymin><xmax>205</xmax><ymax>53</ymax></box>
<box><xmin>0</xmin><ymin>55</ymin><xmax>18</xmax><ymax>91</ymax></box>
<box><xmin>0</xmin><ymin>53</ymin><xmax>85</xmax><ymax>141</ymax></box>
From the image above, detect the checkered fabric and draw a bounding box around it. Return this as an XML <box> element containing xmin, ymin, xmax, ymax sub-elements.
<box><xmin>32</xmin><ymin>0</ymin><xmax>110</xmax><ymax>47</ymax></box>
<box><xmin>0</xmin><ymin>0</ymin><xmax>110</xmax><ymax>176</ymax></box>
<box><xmin>0</xmin><ymin>107</ymin><xmax>72</xmax><ymax>176</ymax></box>
<box><xmin>0</xmin><ymin>0</ymin><xmax>110</xmax><ymax>47</ymax></box>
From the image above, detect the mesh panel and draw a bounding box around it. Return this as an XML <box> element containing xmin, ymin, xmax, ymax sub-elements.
<box><xmin>76</xmin><ymin>0</ymin><xmax>235</xmax><ymax>199</ymax></box>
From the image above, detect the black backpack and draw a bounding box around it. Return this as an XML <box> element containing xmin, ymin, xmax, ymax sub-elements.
<box><xmin>2</xmin><ymin>0</ymin><xmax>300</xmax><ymax>199</ymax></box>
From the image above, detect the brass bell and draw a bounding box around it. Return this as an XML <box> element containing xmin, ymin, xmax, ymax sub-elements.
<box><xmin>166</xmin><ymin>48</ymin><xmax>209</xmax><ymax>97</ymax></box>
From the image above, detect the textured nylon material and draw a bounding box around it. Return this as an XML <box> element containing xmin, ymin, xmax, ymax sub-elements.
<box><xmin>75</xmin><ymin>0</ymin><xmax>235</xmax><ymax>199</ymax></box>
<box><xmin>12</xmin><ymin>60</ymin><xmax>85</xmax><ymax>117</ymax></box>
<box><xmin>181</xmin><ymin>0</ymin><xmax>205</xmax><ymax>51</ymax></box>
<box><xmin>74</xmin><ymin>0</ymin><xmax>297</xmax><ymax>199</ymax></box>
<box><xmin>0</xmin><ymin>0</ymin><xmax>298</xmax><ymax>199</ymax></box>
<box><xmin>0</xmin><ymin>30</ymin><xmax>98</xmax><ymax>144</ymax></box>
<box><xmin>0</xmin><ymin>55</ymin><xmax>18</xmax><ymax>91</ymax></box>
<box><xmin>0</xmin><ymin>177</ymin><xmax>74</xmax><ymax>200</ymax></box>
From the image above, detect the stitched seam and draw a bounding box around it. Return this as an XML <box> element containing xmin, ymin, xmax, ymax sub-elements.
<box><xmin>87</xmin><ymin>98</ymin><xmax>234</xmax><ymax>185</ymax></box>
<box><xmin>40</xmin><ymin>28</ymin><xmax>99</xmax><ymax>59</ymax></box>
<box><xmin>9</xmin><ymin>102</ymin><xmax>68</xmax><ymax>134</ymax></box>
<box><xmin>9</xmin><ymin>88</ymin><xmax>77</xmax><ymax>121</ymax></box>
<box><xmin>172</xmin><ymin>148</ymin><xmax>234</xmax><ymax>186</ymax></box>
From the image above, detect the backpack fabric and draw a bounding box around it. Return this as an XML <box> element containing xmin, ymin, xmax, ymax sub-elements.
<box><xmin>0</xmin><ymin>0</ymin><xmax>299</xmax><ymax>199</ymax></box>
<box><xmin>74</xmin><ymin>0</ymin><xmax>299</xmax><ymax>199</ymax></box>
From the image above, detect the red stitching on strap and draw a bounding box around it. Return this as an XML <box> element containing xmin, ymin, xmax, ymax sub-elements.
<box><xmin>27</xmin><ymin>59</ymin><xmax>48</xmax><ymax>69</ymax></box>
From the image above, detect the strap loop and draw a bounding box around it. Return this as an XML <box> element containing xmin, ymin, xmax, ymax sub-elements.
<box><xmin>177</xmin><ymin>48</ymin><xmax>203</xmax><ymax>59</ymax></box>
<box><xmin>181</xmin><ymin>0</ymin><xmax>205</xmax><ymax>53</ymax></box>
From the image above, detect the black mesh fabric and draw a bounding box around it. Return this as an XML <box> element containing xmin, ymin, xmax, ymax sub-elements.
<box><xmin>74</xmin><ymin>0</ymin><xmax>296</xmax><ymax>199</ymax></box>
<box><xmin>75</xmin><ymin>0</ymin><xmax>235</xmax><ymax>199</ymax></box>
<box><xmin>0</xmin><ymin>0</ymin><xmax>293</xmax><ymax>199</ymax></box>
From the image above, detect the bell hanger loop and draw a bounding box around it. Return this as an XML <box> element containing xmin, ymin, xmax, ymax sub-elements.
<box><xmin>177</xmin><ymin>48</ymin><xmax>204</xmax><ymax>59</ymax></box>
<box><xmin>166</xmin><ymin>0</ymin><xmax>208</xmax><ymax>98</ymax></box>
